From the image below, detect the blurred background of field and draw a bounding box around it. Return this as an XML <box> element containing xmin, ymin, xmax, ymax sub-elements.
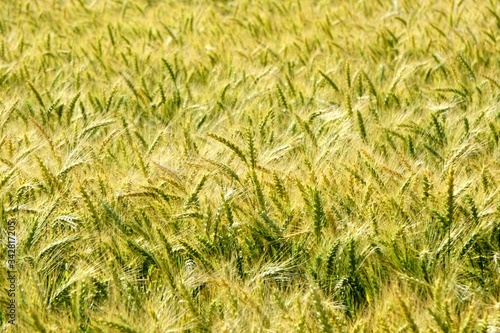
<box><xmin>0</xmin><ymin>0</ymin><xmax>499</xmax><ymax>331</ymax></box>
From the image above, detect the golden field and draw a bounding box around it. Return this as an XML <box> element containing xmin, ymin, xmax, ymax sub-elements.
<box><xmin>0</xmin><ymin>0</ymin><xmax>499</xmax><ymax>331</ymax></box>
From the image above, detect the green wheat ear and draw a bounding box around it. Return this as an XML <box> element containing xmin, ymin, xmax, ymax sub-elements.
<box><xmin>184</xmin><ymin>174</ymin><xmax>208</xmax><ymax>210</ymax></box>
<box><xmin>356</xmin><ymin>110</ymin><xmax>367</xmax><ymax>143</ymax></box>
<box><xmin>312</xmin><ymin>188</ymin><xmax>326</xmax><ymax>239</ymax></box>
<box><xmin>319</xmin><ymin>70</ymin><xmax>340</xmax><ymax>93</ymax></box>
<box><xmin>277</xmin><ymin>84</ymin><xmax>289</xmax><ymax>110</ymax></box>
<box><xmin>207</xmin><ymin>132</ymin><xmax>248</xmax><ymax>165</ymax></box>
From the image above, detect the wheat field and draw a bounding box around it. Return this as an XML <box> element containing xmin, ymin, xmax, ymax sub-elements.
<box><xmin>0</xmin><ymin>0</ymin><xmax>499</xmax><ymax>332</ymax></box>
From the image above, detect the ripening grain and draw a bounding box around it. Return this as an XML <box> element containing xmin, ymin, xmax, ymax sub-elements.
<box><xmin>0</xmin><ymin>0</ymin><xmax>499</xmax><ymax>331</ymax></box>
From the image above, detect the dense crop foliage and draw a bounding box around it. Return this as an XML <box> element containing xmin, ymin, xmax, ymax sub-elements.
<box><xmin>0</xmin><ymin>0</ymin><xmax>499</xmax><ymax>331</ymax></box>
